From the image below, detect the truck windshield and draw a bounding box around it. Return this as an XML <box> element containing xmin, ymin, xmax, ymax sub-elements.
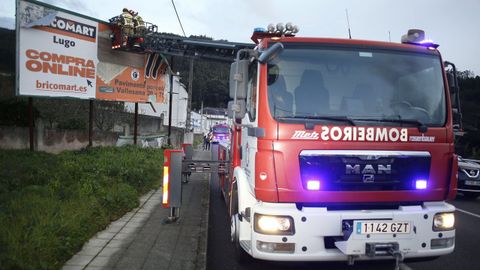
<box><xmin>267</xmin><ymin>44</ymin><xmax>446</xmax><ymax>126</ymax></box>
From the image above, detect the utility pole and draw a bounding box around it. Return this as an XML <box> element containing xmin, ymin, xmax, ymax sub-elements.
<box><xmin>200</xmin><ymin>100</ymin><xmax>204</xmax><ymax>134</ymax></box>
<box><xmin>167</xmin><ymin>57</ymin><xmax>174</xmax><ymax>145</ymax></box>
<box><xmin>184</xmin><ymin>58</ymin><xmax>194</xmax><ymax>143</ymax></box>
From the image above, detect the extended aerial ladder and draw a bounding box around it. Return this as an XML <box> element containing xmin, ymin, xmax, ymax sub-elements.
<box><xmin>109</xmin><ymin>17</ymin><xmax>253</xmax><ymax>61</ymax></box>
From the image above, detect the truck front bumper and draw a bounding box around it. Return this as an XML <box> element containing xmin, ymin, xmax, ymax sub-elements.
<box><xmin>244</xmin><ymin>201</ymin><xmax>455</xmax><ymax>261</ymax></box>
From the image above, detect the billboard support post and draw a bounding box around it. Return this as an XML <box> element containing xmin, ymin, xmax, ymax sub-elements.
<box><xmin>28</xmin><ymin>97</ymin><xmax>34</xmax><ymax>151</ymax></box>
<box><xmin>134</xmin><ymin>102</ymin><xmax>138</xmax><ymax>145</ymax></box>
<box><xmin>88</xmin><ymin>100</ymin><xmax>94</xmax><ymax>147</ymax></box>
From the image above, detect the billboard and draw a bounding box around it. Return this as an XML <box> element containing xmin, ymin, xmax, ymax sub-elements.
<box><xmin>16</xmin><ymin>0</ymin><xmax>167</xmax><ymax>103</ymax></box>
<box><xmin>95</xmin><ymin>21</ymin><xmax>167</xmax><ymax>103</ymax></box>
<box><xmin>16</xmin><ymin>0</ymin><xmax>98</xmax><ymax>99</ymax></box>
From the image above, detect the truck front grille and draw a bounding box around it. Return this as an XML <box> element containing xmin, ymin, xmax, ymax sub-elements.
<box><xmin>299</xmin><ymin>150</ymin><xmax>431</xmax><ymax>192</ymax></box>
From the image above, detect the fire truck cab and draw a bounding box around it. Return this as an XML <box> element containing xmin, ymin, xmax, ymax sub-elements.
<box><xmin>223</xmin><ymin>25</ymin><xmax>461</xmax><ymax>265</ymax></box>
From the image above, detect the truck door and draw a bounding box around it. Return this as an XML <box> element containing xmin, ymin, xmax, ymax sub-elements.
<box><xmin>240</xmin><ymin>61</ymin><xmax>259</xmax><ymax>189</ymax></box>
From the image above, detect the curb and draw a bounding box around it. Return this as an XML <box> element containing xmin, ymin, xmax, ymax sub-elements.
<box><xmin>62</xmin><ymin>188</ymin><xmax>160</xmax><ymax>270</ymax></box>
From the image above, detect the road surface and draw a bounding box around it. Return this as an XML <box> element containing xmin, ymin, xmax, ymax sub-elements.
<box><xmin>207</xmin><ymin>174</ymin><xmax>480</xmax><ymax>270</ymax></box>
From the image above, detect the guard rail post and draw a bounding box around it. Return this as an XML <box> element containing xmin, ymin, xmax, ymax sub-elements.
<box><xmin>210</xmin><ymin>142</ymin><xmax>219</xmax><ymax>186</ymax></box>
<box><xmin>182</xmin><ymin>143</ymin><xmax>193</xmax><ymax>183</ymax></box>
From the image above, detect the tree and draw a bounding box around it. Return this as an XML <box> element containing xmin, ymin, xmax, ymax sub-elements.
<box><xmin>457</xmin><ymin>71</ymin><xmax>480</xmax><ymax>157</ymax></box>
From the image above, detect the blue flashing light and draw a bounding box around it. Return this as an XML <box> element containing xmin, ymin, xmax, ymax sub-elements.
<box><xmin>254</xmin><ymin>27</ymin><xmax>266</xmax><ymax>33</ymax></box>
<box><xmin>306</xmin><ymin>180</ymin><xmax>321</xmax><ymax>191</ymax></box>
<box><xmin>418</xmin><ymin>39</ymin><xmax>439</xmax><ymax>49</ymax></box>
<box><xmin>419</xmin><ymin>39</ymin><xmax>435</xmax><ymax>44</ymax></box>
<box><xmin>415</xmin><ymin>179</ymin><xmax>428</xmax><ymax>190</ymax></box>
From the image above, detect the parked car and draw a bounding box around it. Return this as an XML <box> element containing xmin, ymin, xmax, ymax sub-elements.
<box><xmin>457</xmin><ymin>156</ymin><xmax>480</xmax><ymax>199</ymax></box>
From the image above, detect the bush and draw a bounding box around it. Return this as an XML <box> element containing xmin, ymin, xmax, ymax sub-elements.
<box><xmin>56</xmin><ymin>118</ymin><xmax>86</xmax><ymax>130</ymax></box>
<box><xmin>0</xmin><ymin>146</ymin><xmax>164</xmax><ymax>270</ymax></box>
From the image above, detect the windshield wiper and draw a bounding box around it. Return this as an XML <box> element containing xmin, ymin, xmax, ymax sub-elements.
<box><xmin>352</xmin><ymin>117</ymin><xmax>428</xmax><ymax>133</ymax></box>
<box><xmin>278</xmin><ymin>115</ymin><xmax>357</xmax><ymax>129</ymax></box>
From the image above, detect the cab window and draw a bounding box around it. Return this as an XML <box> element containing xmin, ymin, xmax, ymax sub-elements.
<box><xmin>246</xmin><ymin>62</ymin><xmax>258</xmax><ymax>121</ymax></box>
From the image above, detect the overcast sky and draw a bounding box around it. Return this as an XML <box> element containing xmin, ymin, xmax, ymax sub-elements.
<box><xmin>1</xmin><ymin>0</ymin><xmax>479</xmax><ymax>74</ymax></box>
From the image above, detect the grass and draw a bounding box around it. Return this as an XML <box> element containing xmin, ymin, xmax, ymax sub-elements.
<box><xmin>0</xmin><ymin>145</ymin><xmax>164</xmax><ymax>270</ymax></box>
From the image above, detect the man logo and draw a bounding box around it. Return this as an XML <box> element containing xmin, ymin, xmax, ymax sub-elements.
<box><xmin>345</xmin><ymin>164</ymin><xmax>392</xmax><ymax>175</ymax></box>
<box><xmin>131</xmin><ymin>69</ymin><xmax>140</xmax><ymax>81</ymax></box>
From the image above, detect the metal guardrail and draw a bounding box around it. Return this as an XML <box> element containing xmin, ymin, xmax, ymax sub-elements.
<box><xmin>462</xmin><ymin>158</ymin><xmax>480</xmax><ymax>164</ymax></box>
<box><xmin>182</xmin><ymin>160</ymin><xmax>229</xmax><ymax>173</ymax></box>
<box><xmin>162</xmin><ymin>142</ymin><xmax>229</xmax><ymax>223</ymax></box>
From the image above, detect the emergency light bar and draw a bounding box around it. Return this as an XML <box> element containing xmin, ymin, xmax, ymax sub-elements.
<box><xmin>401</xmin><ymin>29</ymin><xmax>439</xmax><ymax>49</ymax></box>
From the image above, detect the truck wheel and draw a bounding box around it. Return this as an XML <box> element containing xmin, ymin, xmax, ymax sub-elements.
<box><xmin>230</xmin><ymin>187</ymin><xmax>250</xmax><ymax>264</ymax></box>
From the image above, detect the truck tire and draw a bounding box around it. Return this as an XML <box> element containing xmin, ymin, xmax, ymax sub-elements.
<box><xmin>230</xmin><ymin>186</ymin><xmax>251</xmax><ymax>264</ymax></box>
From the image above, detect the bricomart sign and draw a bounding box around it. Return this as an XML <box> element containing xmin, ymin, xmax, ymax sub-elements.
<box><xmin>17</xmin><ymin>0</ymin><xmax>98</xmax><ymax>99</ymax></box>
<box><xmin>16</xmin><ymin>0</ymin><xmax>167</xmax><ymax>103</ymax></box>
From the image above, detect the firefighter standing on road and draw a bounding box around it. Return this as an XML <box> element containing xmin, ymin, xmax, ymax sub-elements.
<box><xmin>120</xmin><ymin>8</ymin><xmax>134</xmax><ymax>46</ymax></box>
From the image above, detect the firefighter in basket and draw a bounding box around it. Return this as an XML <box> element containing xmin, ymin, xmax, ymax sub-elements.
<box><xmin>120</xmin><ymin>8</ymin><xmax>134</xmax><ymax>46</ymax></box>
<box><xmin>133</xmin><ymin>12</ymin><xmax>146</xmax><ymax>36</ymax></box>
<box><xmin>132</xmin><ymin>11</ymin><xmax>146</xmax><ymax>47</ymax></box>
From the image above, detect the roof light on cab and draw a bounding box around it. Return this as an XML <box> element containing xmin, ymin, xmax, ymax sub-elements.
<box><xmin>401</xmin><ymin>29</ymin><xmax>439</xmax><ymax>49</ymax></box>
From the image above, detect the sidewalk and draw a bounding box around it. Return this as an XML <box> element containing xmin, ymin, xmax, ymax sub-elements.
<box><xmin>63</xmin><ymin>150</ymin><xmax>210</xmax><ymax>270</ymax></box>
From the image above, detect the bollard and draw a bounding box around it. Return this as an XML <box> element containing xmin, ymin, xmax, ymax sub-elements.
<box><xmin>210</xmin><ymin>142</ymin><xmax>219</xmax><ymax>186</ymax></box>
<box><xmin>182</xmin><ymin>143</ymin><xmax>193</xmax><ymax>160</ymax></box>
<box><xmin>162</xmin><ymin>149</ymin><xmax>183</xmax><ymax>223</ymax></box>
<box><xmin>181</xmin><ymin>143</ymin><xmax>193</xmax><ymax>183</ymax></box>
<box><xmin>218</xmin><ymin>144</ymin><xmax>228</xmax><ymax>195</ymax></box>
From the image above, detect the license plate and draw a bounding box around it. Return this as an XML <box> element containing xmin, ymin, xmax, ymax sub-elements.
<box><xmin>356</xmin><ymin>221</ymin><xmax>411</xmax><ymax>234</ymax></box>
<box><xmin>465</xmin><ymin>181</ymin><xmax>480</xmax><ymax>186</ymax></box>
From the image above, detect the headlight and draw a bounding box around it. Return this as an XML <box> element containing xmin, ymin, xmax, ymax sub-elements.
<box><xmin>254</xmin><ymin>214</ymin><xmax>295</xmax><ymax>235</ymax></box>
<box><xmin>433</xmin><ymin>212</ymin><xmax>455</xmax><ymax>231</ymax></box>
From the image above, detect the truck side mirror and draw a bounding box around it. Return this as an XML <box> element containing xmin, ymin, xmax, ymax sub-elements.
<box><xmin>453</xmin><ymin>110</ymin><xmax>462</xmax><ymax>129</ymax></box>
<box><xmin>258</xmin><ymin>42</ymin><xmax>284</xmax><ymax>64</ymax></box>
<box><xmin>452</xmin><ymin>108</ymin><xmax>463</xmax><ymax>136</ymax></box>
<box><xmin>229</xmin><ymin>60</ymin><xmax>249</xmax><ymax>99</ymax></box>
<box><xmin>227</xmin><ymin>100</ymin><xmax>246</xmax><ymax>120</ymax></box>
<box><xmin>444</xmin><ymin>61</ymin><xmax>463</xmax><ymax>133</ymax></box>
<box><xmin>446</xmin><ymin>72</ymin><xmax>457</xmax><ymax>93</ymax></box>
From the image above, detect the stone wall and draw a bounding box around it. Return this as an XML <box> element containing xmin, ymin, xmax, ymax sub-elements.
<box><xmin>0</xmin><ymin>124</ymin><xmax>118</xmax><ymax>153</ymax></box>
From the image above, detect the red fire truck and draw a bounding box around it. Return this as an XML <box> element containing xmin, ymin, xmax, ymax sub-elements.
<box><xmin>219</xmin><ymin>25</ymin><xmax>461</xmax><ymax>266</ymax></box>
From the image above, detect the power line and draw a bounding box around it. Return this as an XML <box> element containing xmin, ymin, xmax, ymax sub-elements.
<box><xmin>171</xmin><ymin>0</ymin><xmax>186</xmax><ymax>37</ymax></box>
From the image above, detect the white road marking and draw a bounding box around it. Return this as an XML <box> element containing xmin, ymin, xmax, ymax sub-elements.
<box><xmin>456</xmin><ymin>208</ymin><xmax>480</xmax><ymax>219</ymax></box>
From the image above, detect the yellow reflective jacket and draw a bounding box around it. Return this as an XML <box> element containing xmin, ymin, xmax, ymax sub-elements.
<box><xmin>121</xmin><ymin>12</ymin><xmax>133</xmax><ymax>26</ymax></box>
